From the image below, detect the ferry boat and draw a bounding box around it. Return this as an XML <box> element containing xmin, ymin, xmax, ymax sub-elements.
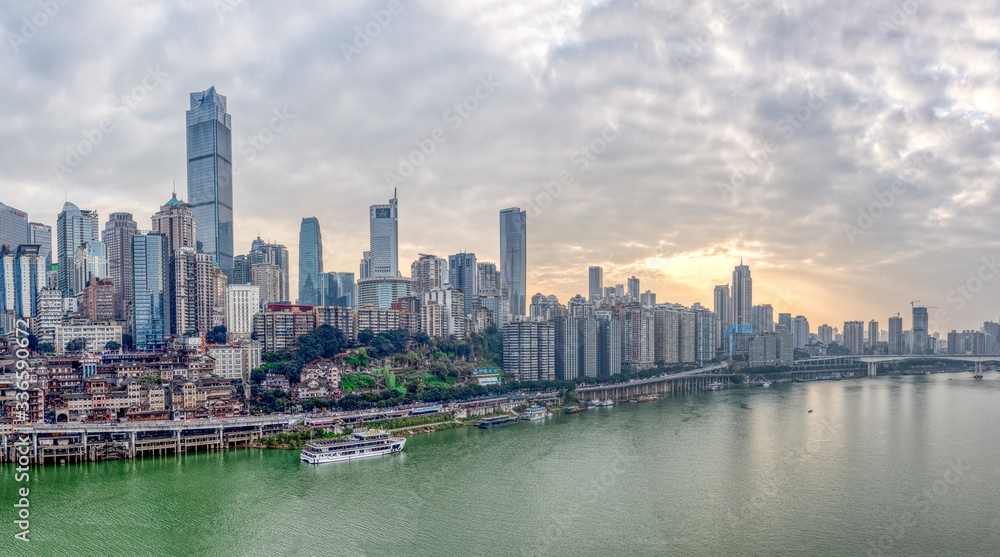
<box><xmin>564</xmin><ymin>406</ymin><xmax>589</xmax><ymax>414</ymax></box>
<box><xmin>598</xmin><ymin>399</ymin><xmax>614</xmax><ymax>407</ymax></box>
<box><xmin>587</xmin><ymin>399</ymin><xmax>600</xmax><ymax>408</ymax></box>
<box><xmin>477</xmin><ymin>415</ymin><xmax>519</xmax><ymax>429</ymax></box>
<box><xmin>759</xmin><ymin>380</ymin><xmax>773</xmax><ymax>387</ymax></box>
<box><xmin>300</xmin><ymin>429</ymin><xmax>405</xmax><ymax>464</ymax></box>
<box><xmin>521</xmin><ymin>405</ymin><xmax>553</xmax><ymax>421</ymax></box>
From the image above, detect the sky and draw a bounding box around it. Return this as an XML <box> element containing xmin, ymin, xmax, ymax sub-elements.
<box><xmin>2</xmin><ymin>0</ymin><xmax>999</xmax><ymax>335</ymax></box>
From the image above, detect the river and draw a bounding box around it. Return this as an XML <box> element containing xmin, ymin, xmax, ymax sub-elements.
<box><xmin>3</xmin><ymin>372</ymin><xmax>999</xmax><ymax>556</ymax></box>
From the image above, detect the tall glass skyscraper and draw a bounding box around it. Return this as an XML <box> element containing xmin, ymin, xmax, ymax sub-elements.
<box><xmin>132</xmin><ymin>233</ymin><xmax>167</xmax><ymax>351</ymax></box>
<box><xmin>324</xmin><ymin>271</ymin><xmax>356</xmax><ymax>307</ymax></box>
<box><xmin>449</xmin><ymin>252</ymin><xmax>478</xmax><ymax>317</ymax></box>
<box><xmin>588</xmin><ymin>266</ymin><xmax>603</xmax><ymax>301</ymax></box>
<box><xmin>186</xmin><ymin>86</ymin><xmax>234</xmax><ymax>278</ymax></box>
<box><xmin>499</xmin><ymin>207</ymin><xmax>526</xmax><ymax>317</ymax></box>
<box><xmin>298</xmin><ymin>217</ymin><xmax>324</xmax><ymax>305</ymax></box>
<box><xmin>27</xmin><ymin>222</ymin><xmax>52</xmax><ymax>267</ymax></box>
<box><xmin>0</xmin><ymin>202</ymin><xmax>28</xmax><ymax>251</ymax></box>
<box><xmin>369</xmin><ymin>191</ymin><xmax>398</xmax><ymax>277</ymax></box>
<box><xmin>57</xmin><ymin>201</ymin><xmax>99</xmax><ymax>296</ymax></box>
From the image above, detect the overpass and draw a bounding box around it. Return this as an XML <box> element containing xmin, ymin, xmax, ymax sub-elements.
<box><xmin>575</xmin><ymin>363</ymin><xmax>735</xmax><ymax>400</ymax></box>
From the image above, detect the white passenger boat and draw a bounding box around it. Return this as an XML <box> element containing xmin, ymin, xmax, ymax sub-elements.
<box><xmin>300</xmin><ymin>429</ymin><xmax>405</xmax><ymax>464</ymax></box>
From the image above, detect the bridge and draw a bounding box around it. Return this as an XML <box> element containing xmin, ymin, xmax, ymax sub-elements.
<box><xmin>2</xmin><ymin>416</ymin><xmax>296</xmax><ymax>465</ymax></box>
<box><xmin>575</xmin><ymin>363</ymin><xmax>736</xmax><ymax>400</ymax></box>
<box><xmin>854</xmin><ymin>354</ymin><xmax>1000</xmax><ymax>377</ymax></box>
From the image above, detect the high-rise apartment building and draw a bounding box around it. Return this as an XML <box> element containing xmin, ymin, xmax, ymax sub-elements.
<box><xmin>499</xmin><ymin>207</ymin><xmax>526</xmax><ymax>317</ymax></box>
<box><xmin>411</xmin><ymin>254</ymin><xmax>447</xmax><ymax>299</ymax></box>
<box><xmin>502</xmin><ymin>321</ymin><xmax>554</xmax><ymax>382</ymax></box>
<box><xmin>186</xmin><ymin>86</ymin><xmax>234</xmax><ymax>277</ymax></box>
<box><xmin>627</xmin><ymin>276</ymin><xmax>640</xmax><ymax>299</ymax></box>
<box><xmin>102</xmin><ymin>212</ymin><xmax>138</xmax><ymax>320</ymax></box>
<box><xmin>298</xmin><ymin>217</ymin><xmax>324</xmax><ymax>305</ymax></box>
<box><xmin>912</xmin><ymin>307</ymin><xmax>928</xmax><ymax>354</ymax></box>
<box><xmin>731</xmin><ymin>262</ymin><xmax>752</xmax><ymax>352</ymax></box>
<box><xmin>0</xmin><ymin>244</ymin><xmax>46</xmax><ymax>318</ymax></box>
<box><xmin>226</xmin><ymin>284</ymin><xmax>260</xmax><ymax>339</ymax></box>
<box><xmin>151</xmin><ymin>194</ymin><xmax>197</xmax><ymax>253</ymax></box>
<box><xmin>867</xmin><ymin>319</ymin><xmax>879</xmax><ymax>351</ymax></box>
<box><xmin>843</xmin><ymin>320</ymin><xmax>865</xmax><ymax>354</ymax></box>
<box><xmin>713</xmin><ymin>284</ymin><xmax>730</xmax><ymax>350</ymax></box>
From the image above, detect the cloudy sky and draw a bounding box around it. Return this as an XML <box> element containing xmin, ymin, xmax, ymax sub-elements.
<box><xmin>3</xmin><ymin>0</ymin><xmax>999</xmax><ymax>334</ymax></box>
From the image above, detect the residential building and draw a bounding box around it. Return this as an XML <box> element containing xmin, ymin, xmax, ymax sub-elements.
<box><xmin>208</xmin><ymin>341</ymin><xmax>261</xmax><ymax>381</ymax></box>
<box><xmin>102</xmin><ymin>212</ymin><xmax>138</xmax><ymax>321</ymax></box>
<box><xmin>353</xmin><ymin>305</ymin><xmax>399</xmax><ymax>339</ymax></box>
<box><xmin>912</xmin><ymin>307</ymin><xmax>929</xmax><ymax>354</ymax></box>
<box><xmin>411</xmin><ymin>254</ymin><xmax>447</xmax><ymax>299</ymax></box>
<box><xmin>843</xmin><ymin>321</ymin><xmax>865</xmax><ymax>354</ymax></box>
<box><xmin>588</xmin><ymin>266</ymin><xmax>603</xmax><ymax>301</ymax></box>
<box><xmin>888</xmin><ymin>315</ymin><xmax>903</xmax><ymax>355</ymax></box>
<box><xmin>79</xmin><ymin>277</ymin><xmax>114</xmax><ymax>323</ymax></box>
<box><xmin>502</xmin><ymin>321</ymin><xmax>554</xmax><ymax>382</ymax></box>
<box><xmin>57</xmin><ymin>201</ymin><xmax>99</xmax><ymax>297</ymax></box>
<box><xmin>448</xmin><ymin>252</ymin><xmax>478</xmax><ymax>317</ymax></box>
<box><xmin>225</xmin><ymin>284</ymin><xmax>260</xmax><ymax>338</ymax></box>
<box><xmin>54</xmin><ymin>324</ymin><xmax>122</xmax><ymax>352</ymax></box>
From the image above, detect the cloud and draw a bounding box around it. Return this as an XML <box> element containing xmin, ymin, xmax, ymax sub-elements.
<box><xmin>1</xmin><ymin>0</ymin><xmax>998</xmax><ymax>333</ymax></box>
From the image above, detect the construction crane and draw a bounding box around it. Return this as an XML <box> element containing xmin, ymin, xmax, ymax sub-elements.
<box><xmin>909</xmin><ymin>300</ymin><xmax>920</xmax><ymax>308</ymax></box>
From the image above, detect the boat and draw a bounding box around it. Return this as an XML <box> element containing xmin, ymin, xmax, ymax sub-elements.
<box><xmin>564</xmin><ymin>406</ymin><xmax>588</xmax><ymax>414</ymax></box>
<box><xmin>795</xmin><ymin>376</ymin><xmax>833</xmax><ymax>382</ymax></box>
<box><xmin>759</xmin><ymin>380</ymin><xmax>772</xmax><ymax>387</ymax></box>
<box><xmin>477</xmin><ymin>415</ymin><xmax>519</xmax><ymax>429</ymax></box>
<box><xmin>598</xmin><ymin>399</ymin><xmax>614</xmax><ymax>407</ymax></box>
<box><xmin>705</xmin><ymin>382</ymin><xmax>725</xmax><ymax>391</ymax></box>
<box><xmin>520</xmin><ymin>405</ymin><xmax>553</xmax><ymax>421</ymax></box>
<box><xmin>300</xmin><ymin>429</ymin><xmax>405</xmax><ymax>464</ymax></box>
<box><xmin>587</xmin><ymin>399</ymin><xmax>599</xmax><ymax>408</ymax></box>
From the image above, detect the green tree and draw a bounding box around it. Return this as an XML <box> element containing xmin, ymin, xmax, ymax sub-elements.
<box><xmin>26</xmin><ymin>334</ymin><xmax>38</xmax><ymax>349</ymax></box>
<box><xmin>358</xmin><ymin>329</ymin><xmax>375</xmax><ymax>346</ymax></box>
<box><xmin>262</xmin><ymin>351</ymin><xmax>283</xmax><ymax>363</ymax></box>
<box><xmin>36</xmin><ymin>343</ymin><xmax>55</xmax><ymax>354</ymax></box>
<box><xmin>206</xmin><ymin>325</ymin><xmax>227</xmax><ymax>344</ymax></box>
<box><xmin>104</xmin><ymin>341</ymin><xmax>121</xmax><ymax>352</ymax></box>
<box><xmin>348</xmin><ymin>350</ymin><xmax>370</xmax><ymax>371</ymax></box>
<box><xmin>66</xmin><ymin>338</ymin><xmax>88</xmax><ymax>352</ymax></box>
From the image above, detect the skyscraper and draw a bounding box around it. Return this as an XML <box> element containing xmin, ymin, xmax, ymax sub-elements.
<box><xmin>588</xmin><ymin>266</ymin><xmax>603</xmax><ymax>301</ymax></box>
<box><xmin>132</xmin><ymin>233</ymin><xmax>167</xmax><ymax>351</ymax></box>
<box><xmin>411</xmin><ymin>254</ymin><xmax>447</xmax><ymax>299</ymax></box>
<box><xmin>500</xmin><ymin>207</ymin><xmax>526</xmax><ymax>317</ymax></box>
<box><xmin>73</xmin><ymin>241</ymin><xmax>107</xmax><ymax>295</ymax></box>
<box><xmin>888</xmin><ymin>315</ymin><xmax>903</xmax><ymax>355</ymax></box>
<box><xmin>57</xmin><ymin>202</ymin><xmax>99</xmax><ymax>297</ymax></box>
<box><xmin>323</xmin><ymin>272</ymin><xmax>356</xmax><ymax>307</ymax></box>
<box><xmin>369</xmin><ymin>191</ymin><xmax>398</xmax><ymax>277</ymax></box>
<box><xmin>186</xmin><ymin>86</ymin><xmax>234</xmax><ymax>278</ymax></box>
<box><xmin>449</xmin><ymin>252</ymin><xmax>478</xmax><ymax>317</ymax></box>
<box><xmin>102</xmin><ymin>212</ymin><xmax>138</xmax><ymax>321</ymax></box>
<box><xmin>843</xmin><ymin>320</ymin><xmax>865</xmax><ymax>354</ymax></box>
<box><xmin>0</xmin><ymin>202</ymin><xmax>28</xmax><ymax>252</ymax></box>
<box><xmin>298</xmin><ymin>217</ymin><xmax>324</xmax><ymax>305</ymax></box>
<box><xmin>627</xmin><ymin>276</ymin><xmax>640</xmax><ymax>299</ymax></box>
<box><xmin>27</xmin><ymin>222</ymin><xmax>51</xmax><ymax>267</ymax></box>
<box><xmin>730</xmin><ymin>261</ymin><xmax>752</xmax><ymax>353</ymax></box>
<box><xmin>912</xmin><ymin>307</ymin><xmax>928</xmax><ymax>354</ymax></box>
<box><xmin>713</xmin><ymin>284</ymin><xmax>730</xmax><ymax>350</ymax></box>
<box><xmin>0</xmin><ymin>245</ymin><xmax>46</xmax><ymax>318</ymax></box>
<box><xmin>245</xmin><ymin>237</ymin><xmax>290</xmax><ymax>303</ymax></box>
<box><xmin>868</xmin><ymin>319</ymin><xmax>879</xmax><ymax>351</ymax></box>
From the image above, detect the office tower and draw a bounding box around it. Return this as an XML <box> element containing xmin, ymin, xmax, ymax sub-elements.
<box><xmin>499</xmin><ymin>207</ymin><xmax>527</xmax><ymax>317</ymax></box>
<box><xmin>324</xmin><ymin>272</ymin><xmax>356</xmax><ymax>307</ymax></box>
<box><xmin>449</xmin><ymin>252</ymin><xmax>478</xmax><ymax>317</ymax></box>
<box><xmin>57</xmin><ymin>202</ymin><xmax>99</xmax><ymax>296</ymax></box>
<box><xmin>411</xmin><ymin>254</ymin><xmax>447</xmax><ymax>299</ymax></box>
<box><xmin>843</xmin><ymin>321</ymin><xmax>865</xmax><ymax>354</ymax></box>
<box><xmin>233</xmin><ymin>254</ymin><xmax>250</xmax><ymax>284</ymax></box>
<box><xmin>357</xmin><ymin>276</ymin><xmax>412</xmax><ymax>310</ymax></box>
<box><xmin>627</xmin><ymin>276</ymin><xmax>639</xmax><ymax>299</ymax></box>
<box><xmin>132</xmin><ymin>233</ymin><xmax>167</xmax><ymax>351</ymax></box>
<box><xmin>186</xmin><ymin>86</ymin><xmax>234</xmax><ymax>277</ymax></box>
<box><xmin>817</xmin><ymin>324</ymin><xmax>834</xmax><ymax>345</ymax></box>
<box><xmin>912</xmin><ymin>307</ymin><xmax>928</xmax><ymax>354</ymax></box>
<box><xmin>752</xmin><ymin>303</ymin><xmax>773</xmax><ymax>334</ymax></box>
<box><xmin>778</xmin><ymin>312</ymin><xmax>792</xmax><ymax>331</ymax></box>
<box><xmin>713</xmin><ymin>284</ymin><xmax>731</xmax><ymax>350</ymax></box>
<box><xmin>868</xmin><ymin>319</ymin><xmax>879</xmax><ymax>351</ymax></box>
<box><xmin>554</xmin><ymin>316</ymin><xmax>580</xmax><ymax>380</ymax></box>
<box><xmin>359</xmin><ymin>251</ymin><xmax>371</xmax><ymax>280</ymax></box>
<box><xmin>614</xmin><ymin>284</ymin><xmax>625</xmax><ymax>298</ymax></box>
<box><xmin>298</xmin><ymin>217</ymin><xmax>324</xmax><ymax>305</ymax></box>
<box><xmin>0</xmin><ymin>245</ymin><xmax>46</xmax><ymax>318</ymax></box>
<box><xmin>73</xmin><ymin>241</ymin><xmax>107</xmax><ymax>294</ymax></box>
<box><xmin>226</xmin><ymin>284</ymin><xmax>260</xmax><ymax>338</ymax></box>
<box><xmin>0</xmin><ymin>202</ymin><xmax>28</xmax><ymax>251</ymax></box>
<box><xmin>588</xmin><ymin>266</ymin><xmax>603</xmax><ymax>301</ymax></box>
<box><xmin>27</xmin><ymin>222</ymin><xmax>52</xmax><ymax>267</ymax></box>
<box><xmin>369</xmin><ymin>191</ymin><xmax>399</xmax><ymax>277</ymax></box>
<box><xmin>791</xmin><ymin>315</ymin><xmax>810</xmax><ymax>349</ymax></box>
<box><xmin>152</xmin><ymin>193</ymin><xmax>197</xmax><ymax>253</ymax></box>
<box><xmin>102</xmin><ymin>212</ymin><xmax>138</xmax><ymax>321</ymax></box>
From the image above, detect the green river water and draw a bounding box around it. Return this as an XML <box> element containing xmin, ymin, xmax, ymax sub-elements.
<box><xmin>2</xmin><ymin>372</ymin><xmax>999</xmax><ymax>556</ymax></box>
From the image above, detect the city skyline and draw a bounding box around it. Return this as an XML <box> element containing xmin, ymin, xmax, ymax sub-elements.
<box><xmin>4</xmin><ymin>2</ymin><xmax>1000</xmax><ymax>330</ymax></box>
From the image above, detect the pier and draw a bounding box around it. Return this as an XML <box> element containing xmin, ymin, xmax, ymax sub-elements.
<box><xmin>1</xmin><ymin>416</ymin><xmax>294</xmax><ymax>465</ymax></box>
